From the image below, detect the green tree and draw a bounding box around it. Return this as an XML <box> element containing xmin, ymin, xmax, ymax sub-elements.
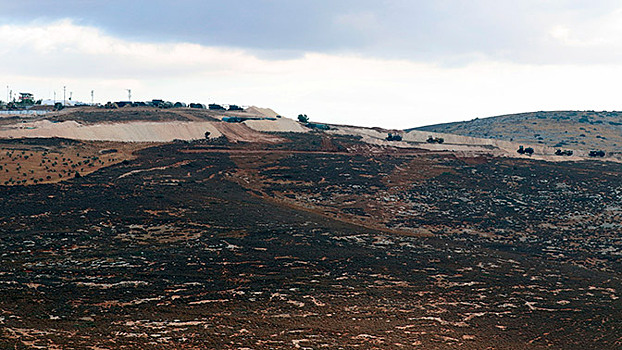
<box><xmin>297</xmin><ymin>114</ymin><xmax>309</xmax><ymax>123</ymax></box>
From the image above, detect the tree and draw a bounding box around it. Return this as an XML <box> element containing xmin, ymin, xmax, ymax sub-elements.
<box><xmin>298</xmin><ymin>114</ymin><xmax>309</xmax><ymax>123</ymax></box>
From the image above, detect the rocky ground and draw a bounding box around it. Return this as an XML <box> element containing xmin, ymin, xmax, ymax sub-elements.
<box><xmin>0</xmin><ymin>133</ymin><xmax>621</xmax><ymax>349</ymax></box>
<box><xmin>414</xmin><ymin>110</ymin><xmax>622</xmax><ymax>154</ymax></box>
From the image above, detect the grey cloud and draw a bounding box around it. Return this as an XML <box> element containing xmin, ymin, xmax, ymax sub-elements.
<box><xmin>2</xmin><ymin>0</ymin><xmax>621</xmax><ymax>64</ymax></box>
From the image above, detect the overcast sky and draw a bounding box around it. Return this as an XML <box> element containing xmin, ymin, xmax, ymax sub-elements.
<box><xmin>2</xmin><ymin>1</ymin><xmax>622</xmax><ymax>128</ymax></box>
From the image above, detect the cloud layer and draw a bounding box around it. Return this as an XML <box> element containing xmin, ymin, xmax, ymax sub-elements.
<box><xmin>3</xmin><ymin>1</ymin><xmax>622</xmax><ymax>64</ymax></box>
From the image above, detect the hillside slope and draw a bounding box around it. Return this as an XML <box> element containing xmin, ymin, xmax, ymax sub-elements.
<box><xmin>412</xmin><ymin>111</ymin><xmax>622</xmax><ymax>153</ymax></box>
<box><xmin>1</xmin><ymin>134</ymin><xmax>621</xmax><ymax>348</ymax></box>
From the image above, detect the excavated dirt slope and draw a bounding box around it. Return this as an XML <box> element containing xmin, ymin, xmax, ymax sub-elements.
<box><xmin>0</xmin><ymin>120</ymin><xmax>222</xmax><ymax>142</ymax></box>
<box><xmin>0</xmin><ymin>113</ymin><xmax>306</xmax><ymax>143</ymax></box>
<box><xmin>2</xmin><ymin>107</ymin><xmax>620</xmax><ymax>163</ymax></box>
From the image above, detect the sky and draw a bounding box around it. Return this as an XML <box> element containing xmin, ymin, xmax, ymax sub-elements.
<box><xmin>2</xmin><ymin>1</ymin><xmax>622</xmax><ymax>128</ymax></box>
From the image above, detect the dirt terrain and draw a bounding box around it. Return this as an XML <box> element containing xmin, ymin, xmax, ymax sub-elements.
<box><xmin>0</xmin><ymin>132</ymin><xmax>620</xmax><ymax>349</ymax></box>
<box><xmin>0</xmin><ymin>138</ymin><xmax>148</xmax><ymax>186</ymax></box>
<box><xmin>413</xmin><ymin>110</ymin><xmax>622</xmax><ymax>153</ymax></box>
<box><xmin>0</xmin><ymin>106</ymin><xmax>299</xmax><ymax>143</ymax></box>
<box><xmin>4</xmin><ymin>108</ymin><xmax>621</xmax><ymax>165</ymax></box>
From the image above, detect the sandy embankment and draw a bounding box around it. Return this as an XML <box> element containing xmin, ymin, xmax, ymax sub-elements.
<box><xmin>2</xmin><ymin>116</ymin><xmax>618</xmax><ymax>162</ymax></box>
<box><xmin>243</xmin><ymin>117</ymin><xmax>308</xmax><ymax>133</ymax></box>
<box><xmin>0</xmin><ymin>116</ymin><xmax>307</xmax><ymax>143</ymax></box>
<box><xmin>328</xmin><ymin>125</ymin><xmax>616</xmax><ymax>161</ymax></box>
<box><xmin>329</xmin><ymin>126</ymin><xmax>509</xmax><ymax>153</ymax></box>
<box><xmin>0</xmin><ymin>120</ymin><xmax>222</xmax><ymax>142</ymax></box>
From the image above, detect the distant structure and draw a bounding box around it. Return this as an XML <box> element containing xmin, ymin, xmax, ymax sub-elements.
<box><xmin>223</xmin><ymin>116</ymin><xmax>243</xmax><ymax>123</ymax></box>
<box><xmin>18</xmin><ymin>93</ymin><xmax>34</xmax><ymax>104</ymax></box>
<box><xmin>189</xmin><ymin>103</ymin><xmax>206</xmax><ymax>109</ymax></box>
<box><xmin>209</xmin><ymin>103</ymin><xmax>226</xmax><ymax>111</ymax></box>
<box><xmin>306</xmin><ymin>123</ymin><xmax>330</xmax><ymax>130</ymax></box>
<box><xmin>222</xmin><ymin>115</ymin><xmax>277</xmax><ymax>123</ymax></box>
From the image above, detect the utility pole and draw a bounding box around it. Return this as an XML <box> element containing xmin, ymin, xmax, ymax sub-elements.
<box><xmin>6</xmin><ymin>86</ymin><xmax>8</xmax><ymax>103</ymax></box>
<box><xmin>54</xmin><ymin>91</ymin><xmax>56</xmax><ymax>104</ymax></box>
<box><xmin>126</xmin><ymin>89</ymin><xmax>132</xmax><ymax>102</ymax></box>
<box><xmin>63</xmin><ymin>86</ymin><xmax>66</xmax><ymax>106</ymax></box>
<box><xmin>91</xmin><ymin>90</ymin><xmax>94</xmax><ymax>105</ymax></box>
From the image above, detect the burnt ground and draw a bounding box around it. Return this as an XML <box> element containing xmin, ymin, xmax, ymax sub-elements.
<box><xmin>0</xmin><ymin>134</ymin><xmax>621</xmax><ymax>349</ymax></box>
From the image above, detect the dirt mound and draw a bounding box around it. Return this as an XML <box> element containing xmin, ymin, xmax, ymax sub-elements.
<box><xmin>244</xmin><ymin>106</ymin><xmax>279</xmax><ymax>118</ymax></box>
<box><xmin>214</xmin><ymin>123</ymin><xmax>286</xmax><ymax>143</ymax></box>
<box><xmin>0</xmin><ymin>121</ymin><xmax>222</xmax><ymax>142</ymax></box>
<box><xmin>244</xmin><ymin>117</ymin><xmax>308</xmax><ymax>133</ymax></box>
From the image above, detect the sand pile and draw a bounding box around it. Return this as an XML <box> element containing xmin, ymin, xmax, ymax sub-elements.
<box><xmin>213</xmin><ymin>123</ymin><xmax>286</xmax><ymax>143</ymax></box>
<box><xmin>0</xmin><ymin>115</ymin><xmax>307</xmax><ymax>143</ymax></box>
<box><xmin>244</xmin><ymin>106</ymin><xmax>279</xmax><ymax>118</ymax></box>
<box><xmin>0</xmin><ymin>121</ymin><xmax>222</xmax><ymax>142</ymax></box>
<box><xmin>244</xmin><ymin>117</ymin><xmax>308</xmax><ymax>133</ymax></box>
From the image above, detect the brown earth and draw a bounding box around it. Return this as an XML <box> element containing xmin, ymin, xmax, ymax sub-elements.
<box><xmin>0</xmin><ymin>135</ymin><xmax>619</xmax><ymax>349</ymax></box>
<box><xmin>213</xmin><ymin>122</ymin><xmax>287</xmax><ymax>144</ymax></box>
<box><xmin>413</xmin><ymin>110</ymin><xmax>622</xmax><ymax>153</ymax></box>
<box><xmin>0</xmin><ymin>116</ymin><xmax>621</xmax><ymax>349</ymax></box>
<box><xmin>0</xmin><ymin>139</ymin><xmax>149</xmax><ymax>186</ymax></box>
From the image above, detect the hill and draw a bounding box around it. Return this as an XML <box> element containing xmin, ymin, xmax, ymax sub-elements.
<box><xmin>0</xmin><ymin>108</ymin><xmax>621</xmax><ymax>348</ymax></box>
<box><xmin>4</xmin><ymin>106</ymin><xmax>622</xmax><ymax>162</ymax></box>
<box><xmin>411</xmin><ymin>110</ymin><xmax>622</xmax><ymax>153</ymax></box>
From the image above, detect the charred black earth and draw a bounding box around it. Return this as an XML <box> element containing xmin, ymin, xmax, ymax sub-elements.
<box><xmin>0</xmin><ymin>134</ymin><xmax>621</xmax><ymax>349</ymax></box>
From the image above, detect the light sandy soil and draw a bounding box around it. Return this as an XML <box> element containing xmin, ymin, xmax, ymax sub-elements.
<box><xmin>213</xmin><ymin>123</ymin><xmax>287</xmax><ymax>143</ymax></box>
<box><xmin>0</xmin><ymin>113</ymin><xmax>305</xmax><ymax>142</ymax></box>
<box><xmin>243</xmin><ymin>117</ymin><xmax>309</xmax><ymax>133</ymax></box>
<box><xmin>244</xmin><ymin>106</ymin><xmax>280</xmax><ymax>118</ymax></box>
<box><xmin>0</xmin><ymin>121</ymin><xmax>222</xmax><ymax>142</ymax></box>
<box><xmin>327</xmin><ymin>125</ymin><xmax>622</xmax><ymax>162</ymax></box>
<box><xmin>0</xmin><ymin>113</ymin><xmax>619</xmax><ymax>162</ymax></box>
